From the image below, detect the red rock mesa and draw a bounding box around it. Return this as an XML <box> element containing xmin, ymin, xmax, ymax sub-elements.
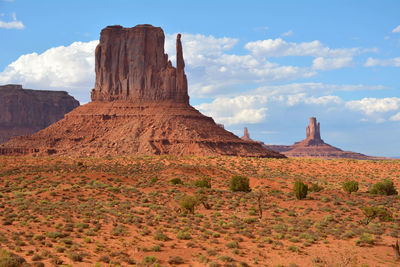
<box><xmin>0</xmin><ymin>84</ymin><xmax>79</xmax><ymax>144</ymax></box>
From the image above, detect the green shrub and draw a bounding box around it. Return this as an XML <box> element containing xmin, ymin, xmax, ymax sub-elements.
<box><xmin>225</xmin><ymin>241</ymin><xmax>239</xmax><ymax>249</ymax></box>
<box><xmin>168</xmin><ymin>256</ymin><xmax>184</xmax><ymax>264</ymax></box>
<box><xmin>67</xmin><ymin>252</ymin><xmax>83</xmax><ymax>262</ymax></box>
<box><xmin>194</xmin><ymin>177</ymin><xmax>211</xmax><ymax>188</ymax></box>
<box><xmin>362</xmin><ymin>206</ymin><xmax>393</xmax><ymax>224</ymax></box>
<box><xmin>180</xmin><ymin>195</ymin><xmax>198</xmax><ymax>214</ymax></box>
<box><xmin>230</xmin><ymin>175</ymin><xmax>251</xmax><ymax>192</ymax></box>
<box><xmin>142</xmin><ymin>255</ymin><xmax>157</xmax><ymax>264</ymax></box>
<box><xmin>0</xmin><ymin>249</ymin><xmax>26</xmax><ymax>267</ymax></box>
<box><xmin>169</xmin><ymin>178</ymin><xmax>183</xmax><ymax>185</ymax></box>
<box><xmin>153</xmin><ymin>230</ymin><xmax>169</xmax><ymax>241</ymax></box>
<box><xmin>369</xmin><ymin>179</ymin><xmax>398</xmax><ymax>195</ymax></box>
<box><xmin>99</xmin><ymin>255</ymin><xmax>110</xmax><ymax>263</ymax></box>
<box><xmin>294</xmin><ymin>180</ymin><xmax>308</xmax><ymax>200</ymax></box>
<box><xmin>342</xmin><ymin>181</ymin><xmax>359</xmax><ymax>194</ymax></box>
<box><xmin>177</xmin><ymin>231</ymin><xmax>191</xmax><ymax>240</ymax></box>
<box><xmin>355</xmin><ymin>233</ymin><xmax>374</xmax><ymax>246</ymax></box>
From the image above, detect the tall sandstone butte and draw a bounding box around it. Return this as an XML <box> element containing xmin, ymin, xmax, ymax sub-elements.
<box><xmin>0</xmin><ymin>84</ymin><xmax>79</xmax><ymax>144</ymax></box>
<box><xmin>264</xmin><ymin>117</ymin><xmax>383</xmax><ymax>159</ymax></box>
<box><xmin>91</xmin><ymin>25</ymin><xmax>188</xmax><ymax>103</ymax></box>
<box><xmin>1</xmin><ymin>24</ymin><xmax>284</xmax><ymax>158</ymax></box>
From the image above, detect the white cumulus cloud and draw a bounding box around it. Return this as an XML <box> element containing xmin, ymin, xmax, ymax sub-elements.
<box><xmin>0</xmin><ymin>40</ymin><xmax>98</xmax><ymax>100</ymax></box>
<box><xmin>346</xmin><ymin>97</ymin><xmax>400</xmax><ymax>115</ymax></box>
<box><xmin>0</xmin><ymin>12</ymin><xmax>24</xmax><ymax>29</ymax></box>
<box><xmin>312</xmin><ymin>56</ymin><xmax>353</xmax><ymax>70</ymax></box>
<box><xmin>244</xmin><ymin>38</ymin><xmax>359</xmax><ymax>58</ymax></box>
<box><xmin>195</xmin><ymin>95</ymin><xmax>269</xmax><ymax>126</ymax></box>
<box><xmin>165</xmin><ymin>33</ymin><xmax>316</xmax><ymax>97</ymax></box>
<box><xmin>364</xmin><ymin>57</ymin><xmax>400</xmax><ymax>67</ymax></box>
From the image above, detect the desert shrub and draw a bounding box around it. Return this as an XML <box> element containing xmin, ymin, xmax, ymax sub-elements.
<box><xmin>46</xmin><ymin>232</ymin><xmax>67</xmax><ymax>239</ymax></box>
<box><xmin>230</xmin><ymin>175</ymin><xmax>251</xmax><ymax>192</ymax></box>
<box><xmin>362</xmin><ymin>206</ymin><xmax>393</xmax><ymax>224</ymax></box>
<box><xmin>67</xmin><ymin>252</ymin><xmax>83</xmax><ymax>262</ymax></box>
<box><xmin>142</xmin><ymin>255</ymin><xmax>157</xmax><ymax>264</ymax></box>
<box><xmin>294</xmin><ymin>181</ymin><xmax>308</xmax><ymax>200</ymax></box>
<box><xmin>194</xmin><ymin>177</ymin><xmax>211</xmax><ymax>188</ymax></box>
<box><xmin>31</xmin><ymin>254</ymin><xmax>42</xmax><ymax>261</ymax></box>
<box><xmin>355</xmin><ymin>233</ymin><xmax>374</xmax><ymax>246</ymax></box>
<box><xmin>180</xmin><ymin>195</ymin><xmax>198</xmax><ymax>214</ymax></box>
<box><xmin>225</xmin><ymin>241</ymin><xmax>239</xmax><ymax>248</ymax></box>
<box><xmin>150</xmin><ymin>245</ymin><xmax>161</xmax><ymax>252</ymax></box>
<box><xmin>369</xmin><ymin>179</ymin><xmax>398</xmax><ymax>195</ymax></box>
<box><xmin>342</xmin><ymin>181</ymin><xmax>359</xmax><ymax>194</ymax></box>
<box><xmin>153</xmin><ymin>230</ymin><xmax>169</xmax><ymax>241</ymax></box>
<box><xmin>0</xmin><ymin>249</ymin><xmax>26</xmax><ymax>267</ymax></box>
<box><xmin>168</xmin><ymin>256</ymin><xmax>184</xmax><ymax>264</ymax></box>
<box><xmin>99</xmin><ymin>255</ymin><xmax>110</xmax><ymax>263</ymax></box>
<box><xmin>309</xmin><ymin>183</ymin><xmax>323</xmax><ymax>192</ymax></box>
<box><xmin>169</xmin><ymin>178</ymin><xmax>183</xmax><ymax>185</ymax></box>
<box><xmin>111</xmin><ymin>225</ymin><xmax>126</xmax><ymax>236</ymax></box>
<box><xmin>177</xmin><ymin>231</ymin><xmax>191</xmax><ymax>240</ymax></box>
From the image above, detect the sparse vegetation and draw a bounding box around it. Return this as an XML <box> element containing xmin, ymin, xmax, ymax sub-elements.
<box><xmin>0</xmin><ymin>156</ymin><xmax>399</xmax><ymax>266</ymax></box>
<box><xmin>362</xmin><ymin>206</ymin><xmax>393</xmax><ymax>224</ymax></box>
<box><xmin>294</xmin><ymin>180</ymin><xmax>308</xmax><ymax>200</ymax></box>
<box><xmin>369</xmin><ymin>179</ymin><xmax>398</xmax><ymax>195</ymax></box>
<box><xmin>230</xmin><ymin>175</ymin><xmax>251</xmax><ymax>192</ymax></box>
<box><xmin>342</xmin><ymin>180</ymin><xmax>359</xmax><ymax>194</ymax></box>
<box><xmin>194</xmin><ymin>176</ymin><xmax>211</xmax><ymax>188</ymax></box>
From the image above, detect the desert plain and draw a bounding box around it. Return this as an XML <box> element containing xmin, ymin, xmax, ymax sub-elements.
<box><xmin>1</xmin><ymin>155</ymin><xmax>399</xmax><ymax>267</ymax></box>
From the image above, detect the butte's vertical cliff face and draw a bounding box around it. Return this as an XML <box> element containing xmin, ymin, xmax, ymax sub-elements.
<box><xmin>91</xmin><ymin>25</ymin><xmax>188</xmax><ymax>104</ymax></box>
<box><xmin>0</xmin><ymin>84</ymin><xmax>79</xmax><ymax>144</ymax></box>
<box><xmin>1</xmin><ymin>24</ymin><xmax>284</xmax><ymax>158</ymax></box>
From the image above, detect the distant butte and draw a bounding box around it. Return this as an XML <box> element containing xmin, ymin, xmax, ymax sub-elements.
<box><xmin>263</xmin><ymin>117</ymin><xmax>385</xmax><ymax>160</ymax></box>
<box><xmin>0</xmin><ymin>84</ymin><xmax>79</xmax><ymax>144</ymax></box>
<box><xmin>1</xmin><ymin>25</ymin><xmax>284</xmax><ymax>158</ymax></box>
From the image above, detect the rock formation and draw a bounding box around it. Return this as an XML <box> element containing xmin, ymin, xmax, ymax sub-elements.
<box><xmin>241</xmin><ymin>127</ymin><xmax>251</xmax><ymax>141</ymax></box>
<box><xmin>1</xmin><ymin>25</ymin><xmax>284</xmax><ymax>158</ymax></box>
<box><xmin>91</xmin><ymin>25</ymin><xmax>188</xmax><ymax>103</ymax></box>
<box><xmin>0</xmin><ymin>84</ymin><xmax>79</xmax><ymax>144</ymax></box>
<box><xmin>264</xmin><ymin>117</ymin><xmax>383</xmax><ymax>160</ymax></box>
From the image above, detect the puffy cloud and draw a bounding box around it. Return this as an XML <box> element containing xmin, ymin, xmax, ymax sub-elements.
<box><xmin>0</xmin><ymin>12</ymin><xmax>24</xmax><ymax>29</ymax></box>
<box><xmin>244</xmin><ymin>38</ymin><xmax>359</xmax><ymax>58</ymax></box>
<box><xmin>392</xmin><ymin>25</ymin><xmax>400</xmax><ymax>33</ymax></box>
<box><xmin>364</xmin><ymin>57</ymin><xmax>400</xmax><ymax>67</ymax></box>
<box><xmin>0</xmin><ymin>40</ymin><xmax>98</xmax><ymax>102</ymax></box>
<box><xmin>346</xmin><ymin>97</ymin><xmax>400</xmax><ymax>115</ymax></box>
<box><xmin>195</xmin><ymin>95</ymin><xmax>269</xmax><ymax>125</ymax></box>
<box><xmin>164</xmin><ymin>33</ymin><xmax>316</xmax><ymax>97</ymax></box>
<box><xmin>196</xmin><ymin>82</ymin><xmax>391</xmax><ymax>126</ymax></box>
<box><xmin>312</xmin><ymin>56</ymin><xmax>353</xmax><ymax>70</ymax></box>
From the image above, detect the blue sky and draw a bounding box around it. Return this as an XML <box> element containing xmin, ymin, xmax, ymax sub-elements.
<box><xmin>1</xmin><ymin>0</ymin><xmax>400</xmax><ymax>157</ymax></box>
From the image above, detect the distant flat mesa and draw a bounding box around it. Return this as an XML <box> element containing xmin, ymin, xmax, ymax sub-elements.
<box><xmin>0</xmin><ymin>84</ymin><xmax>79</xmax><ymax>144</ymax></box>
<box><xmin>247</xmin><ymin>117</ymin><xmax>386</xmax><ymax>160</ymax></box>
<box><xmin>1</xmin><ymin>25</ymin><xmax>284</xmax><ymax>158</ymax></box>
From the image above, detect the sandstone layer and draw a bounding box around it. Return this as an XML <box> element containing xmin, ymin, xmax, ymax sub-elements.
<box><xmin>1</xmin><ymin>25</ymin><xmax>283</xmax><ymax>158</ymax></box>
<box><xmin>0</xmin><ymin>84</ymin><xmax>79</xmax><ymax>144</ymax></box>
<box><xmin>264</xmin><ymin>117</ymin><xmax>383</xmax><ymax>160</ymax></box>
